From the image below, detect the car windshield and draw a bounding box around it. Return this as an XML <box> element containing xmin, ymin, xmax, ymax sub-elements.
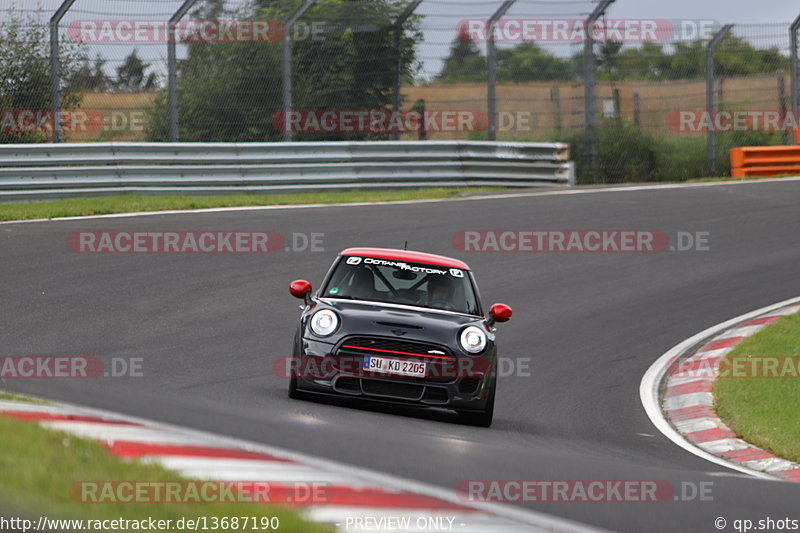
<box><xmin>322</xmin><ymin>256</ymin><xmax>480</xmax><ymax>316</ymax></box>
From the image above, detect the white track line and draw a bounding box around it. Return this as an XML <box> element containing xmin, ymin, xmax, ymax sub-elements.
<box><xmin>2</xmin><ymin>397</ymin><xmax>603</xmax><ymax>533</ymax></box>
<box><xmin>640</xmin><ymin>295</ymin><xmax>800</xmax><ymax>479</ymax></box>
<box><xmin>2</xmin><ymin>177</ymin><xmax>799</xmax><ymax>225</ymax></box>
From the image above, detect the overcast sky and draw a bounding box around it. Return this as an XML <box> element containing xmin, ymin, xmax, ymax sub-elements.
<box><xmin>3</xmin><ymin>0</ymin><xmax>799</xmax><ymax>79</ymax></box>
<box><xmin>584</xmin><ymin>0</ymin><xmax>798</xmax><ymax>23</ymax></box>
<box><xmin>8</xmin><ymin>0</ymin><xmax>798</xmax><ymax>23</ymax></box>
<box><xmin>6</xmin><ymin>0</ymin><xmax>794</xmax><ymax>23</ymax></box>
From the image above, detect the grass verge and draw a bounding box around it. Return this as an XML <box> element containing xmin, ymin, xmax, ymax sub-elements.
<box><xmin>688</xmin><ymin>175</ymin><xmax>797</xmax><ymax>183</ymax></box>
<box><xmin>0</xmin><ymin>188</ymin><xmax>503</xmax><ymax>222</ymax></box>
<box><xmin>5</xmin><ymin>180</ymin><xmax>797</xmax><ymax>222</ymax></box>
<box><xmin>0</xmin><ymin>391</ymin><xmax>49</xmax><ymax>404</ymax></box>
<box><xmin>0</xmin><ymin>413</ymin><xmax>331</xmax><ymax>532</ymax></box>
<box><xmin>713</xmin><ymin>310</ymin><xmax>800</xmax><ymax>464</ymax></box>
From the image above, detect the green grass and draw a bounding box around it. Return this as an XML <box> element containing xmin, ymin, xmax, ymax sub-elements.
<box><xmin>688</xmin><ymin>175</ymin><xmax>798</xmax><ymax>183</ymax></box>
<box><xmin>713</xmin><ymin>311</ymin><xmax>800</xmax><ymax>464</ymax></box>
<box><xmin>0</xmin><ymin>414</ymin><xmax>331</xmax><ymax>531</ymax></box>
<box><xmin>5</xmin><ymin>179</ymin><xmax>797</xmax><ymax>222</ymax></box>
<box><xmin>0</xmin><ymin>391</ymin><xmax>49</xmax><ymax>404</ymax></box>
<box><xmin>0</xmin><ymin>188</ymin><xmax>503</xmax><ymax>222</ymax></box>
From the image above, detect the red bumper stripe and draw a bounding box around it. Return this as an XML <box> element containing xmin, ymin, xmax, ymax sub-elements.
<box><xmin>342</xmin><ymin>345</ymin><xmax>451</xmax><ymax>360</ymax></box>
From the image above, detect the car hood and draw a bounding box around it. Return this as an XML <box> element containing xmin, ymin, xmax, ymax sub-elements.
<box><xmin>316</xmin><ymin>298</ymin><xmax>486</xmax><ymax>347</ymax></box>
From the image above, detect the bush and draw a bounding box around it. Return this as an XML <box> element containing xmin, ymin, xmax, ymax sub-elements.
<box><xmin>562</xmin><ymin>119</ymin><xmax>659</xmax><ymax>184</ymax></box>
<box><xmin>146</xmin><ymin>0</ymin><xmax>421</xmax><ymax>142</ymax></box>
<box><xmin>559</xmin><ymin>119</ymin><xmax>790</xmax><ymax>184</ymax></box>
<box><xmin>0</xmin><ymin>11</ymin><xmax>86</xmax><ymax>143</ymax></box>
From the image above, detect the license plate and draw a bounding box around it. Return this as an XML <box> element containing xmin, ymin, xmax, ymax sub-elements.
<box><xmin>363</xmin><ymin>356</ymin><xmax>426</xmax><ymax>377</ymax></box>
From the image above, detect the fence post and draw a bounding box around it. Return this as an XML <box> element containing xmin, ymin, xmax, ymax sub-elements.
<box><xmin>486</xmin><ymin>0</ymin><xmax>516</xmax><ymax>141</ymax></box>
<box><xmin>282</xmin><ymin>0</ymin><xmax>315</xmax><ymax>142</ymax></box>
<box><xmin>550</xmin><ymin>87</ymin><xmax>561</xmax><ymax>134</ymax></box>
<box><xmin>612</xmin><ymin>88</ymin><xmax>621</xmax><ymax>121</ymax></box>
<box><xmin>706</xmin><ymin>24</ymin><xmax>733</xmax><ymax>174</ymax></box>
<box><xmin>633</xmin><ymin>92</ymin><xmax>640</xmax><ymax>129</ymax></box>
<box><xmin>582</xmin><ymin>0</ymin><xmax>614</xmax><ymax>182</ymax></box>
<box><xmin>412</xmin><ymin>99</ymin><xmax>427</xmax><ymax>140</ymax></box>
<box><xmin>791</xmin><ymin>13</ymin><xmax>800</xmax><ymax>144</ymax></box>
<box><xmin>168</xmin><ymin>0</ymin><xmax>200</xmax><ymax>142</ymax></box>
<box><xmin>49</xmin><ymin>0</ymin><xmax>78</xmax><ymax>144</ymax></box>
<box><xmin>778</xmin><ymin>70</ymin><xmax>787</xmax><ymax>143</ymax></box>
<box><xmin>392</xmin><ymin>0</ymin><xmax>423</xmax><ymax>141</ymax></box>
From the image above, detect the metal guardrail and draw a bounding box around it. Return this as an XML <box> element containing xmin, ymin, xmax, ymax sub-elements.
<box><xmin>0</xmin><ymin>141</ymin><xmax>574</xmax><ymax>201</ymax></box>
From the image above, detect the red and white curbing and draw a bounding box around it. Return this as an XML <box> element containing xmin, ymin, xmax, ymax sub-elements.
<box><xmin>0</xmin><ymin>398</ymin><xmax>598</xmax><ymax>533</ymax></box>
<box><xmin>641</xmin><ymin>297</ymin><xmax>800</xmax><ymax>483</ymax></box>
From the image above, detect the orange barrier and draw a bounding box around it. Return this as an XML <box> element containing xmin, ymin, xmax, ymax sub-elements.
<box><xmin>730</xmin><ymin>146</ymin><xmax>800</xmax><ymax>178</ymax></box>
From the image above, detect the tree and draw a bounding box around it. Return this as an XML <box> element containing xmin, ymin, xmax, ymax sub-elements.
<box><xmin>436</xmin><ymin>32</ymin><xmax>789</xmax><ymax>85</ymax></box>
<box><xmin>116</xmin><ymin>50</ymin><xmax>157</xmax><ymax>92</ymax></box>
<box><xmin>71</xmin><ymin>54</ymin><xmax>112</xmax><ymax>92</ymax></box>
<box><xmin>146</xmin><ymin>0</ymin><xmax>421</xmax><ymax>141</ymax></box>
<box><xmin>437</xmin><ymin>37</ymin><xmax>576</xmax><ymax>83</ymax></box>
<box><xmin>436</xmin><ymin>29</ymin><xmax>486</xmax><ymax>83</ymax></box>
<box><xmin>664</xmin><ymin>41</ymin><xmax>705</xmax><ymax>79</ymax></box>
<box><xmin>601</xmin><ymin>34</ymin><xmax>789</xmax><ymax>81</ymax></box>
<box><xmin>614</xmin><ymin>42</ymin><xmax>670</xmax><ymax>80</ymax></box>
<box><xmin>714</xmin><ymin>35</ymin><xmax>788</xmax><ymax>77</ymax></box>
<box><xmin>597</xmin><ymin>41</ymin><xmax>623</xmax><ymax>77</ymax></box>
<box><xmin>0</xmin><ymin>11</ymin><xmax>86</xmax><ymax>143</ymax></box>
<box><xmin>496</xmin><ymin>42</ymin><xmax>574</xmax><ymax>82</ymax></box>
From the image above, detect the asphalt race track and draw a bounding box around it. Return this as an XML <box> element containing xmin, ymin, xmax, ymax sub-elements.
<box><xmin>2</xmin><ymin>180</ymin><xmax>800</xmax><ymax>532</ymax></box>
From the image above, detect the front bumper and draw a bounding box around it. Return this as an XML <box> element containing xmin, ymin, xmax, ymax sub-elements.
<box><xmin>292</xmin><ymin>338</ymin><xmax>493</xmax><ymax>410</ymax></box>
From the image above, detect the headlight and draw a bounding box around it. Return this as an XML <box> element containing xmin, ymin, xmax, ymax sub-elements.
<box><xmin>310</xmin><ymin>309</ymin><xmax>339</xmax><ymax>337</ymax></box>
<box><xmin>460</xmin><ymin>326</ymin><xmax>487</xmax><ymax>354</ymax></box>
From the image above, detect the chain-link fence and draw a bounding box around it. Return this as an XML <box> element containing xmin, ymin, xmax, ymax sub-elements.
<box><xmin>1</xmin><ymin>0</ymin><xmax>799</xmax><ymax>183</ymax></box>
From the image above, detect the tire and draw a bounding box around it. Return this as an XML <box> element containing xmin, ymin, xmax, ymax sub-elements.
<box><xmin>458</xmin><ymin>374</ymin><xmax>496</xmax><ymax>427</ymax></box>
<box><xmin>288</xmin><ymin>372</ymin><xmax>301</xmax><ymax>399</ymax></box>
<box><xmin>288</xmin><ymin>332</ymin><xmax>305</xmax><ymax>399</ymax></box>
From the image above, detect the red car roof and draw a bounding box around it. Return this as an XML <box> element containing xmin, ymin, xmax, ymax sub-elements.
<box><xmin>340</xmin><ymin>247</ymin><xmax>471</xmax><ymax>270</ymax></box>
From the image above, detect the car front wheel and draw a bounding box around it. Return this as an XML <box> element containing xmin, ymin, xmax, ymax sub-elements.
<box><xmin>288</xmin><ymin>371</ymin><xmax>300</xmax><ymax>399</ymax></box>
<box><xmin>288</xmin><ymin>334</ymin><xmax>306</xmax><ymax>400</ymax></box>
<box><xmin>457</xmin><ymin>374</ymin><xmax>496</xmax><ymax>427</ymax></box>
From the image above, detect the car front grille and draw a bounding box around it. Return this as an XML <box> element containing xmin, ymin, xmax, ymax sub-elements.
<box><xmin>333</xmin><ymin>377</ymin><xmax>361</xmax><ymax>394</ymax></box>
<box><xmin>335</xmin><ymin>336</ymin><xmax>457</xmax><ymax>383</ymax></box>
<box><xmin>422</xmin><ymin>387</ymin><xmax>449</xmax><ymax>403</ymax></box>
<box><xmin>338</xmin><ymin>336</ymin><xmax>453</xmax><ymax>359</ymax></box>
<box><xmin>361</xmin><ymin>379</ymin><xmax>424</xmax><ymax>400</ymax></box>
<box><xmin>332</xmin><ymin>376</ymin><xmax>450</xmax><ymax>404</ymax></box>
<box><xmin>458</xmin><ymin>378</ymin><xmax>481</xmax><ymax>394</ymax></box>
